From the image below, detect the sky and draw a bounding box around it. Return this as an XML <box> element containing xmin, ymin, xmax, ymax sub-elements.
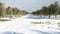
<box><xmin>0</xmin><ymin>0</ymin><xmax>60</xmax><ymax>12</ymax></box>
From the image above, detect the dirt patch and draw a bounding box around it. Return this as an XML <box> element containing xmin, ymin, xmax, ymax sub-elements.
<box><xmin>0</xmin><ymin>19</ymin><xmax>11</xmax><ymax>22</ymax></box>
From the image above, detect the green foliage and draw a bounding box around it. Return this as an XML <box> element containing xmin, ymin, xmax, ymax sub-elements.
<box><xmin>0</xmin><ymin>3</ymin><xmax>6</xmax><ymax>17</ymax></box>
<box><xmin>0</xmin><ymin>2</ymin><xmax>28</xmax><ymax>18</ymax></box>
<box><xmin>32</xmin><ymin>1</ymin><xmax>60</xmax><ymax>18</ymax></box>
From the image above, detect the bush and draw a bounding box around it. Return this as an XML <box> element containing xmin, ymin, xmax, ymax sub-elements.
<box><xmin>31</xmin><ymin>22</ymin><xmax>44</xmax><ymax>24</ymax></box>
<box><xmin>45</xmin><ymin>22</ymin><xmax>51</xmax><ymax>25</ymax></box>
<box><xmin>47</xmin><ymin>27</ymin><xmax>50</xmax><ymax>29</ymax></box>
<box><xmin>31</xmin><ymin>21</ymin><xmax>51</xmax><ymax>24</ymax></box>
<box><xmin>57</xmin><ymin>23</ymin><xmax>60</xmax><ymax>27</ymax></box>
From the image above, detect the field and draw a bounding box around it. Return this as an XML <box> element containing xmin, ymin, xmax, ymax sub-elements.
<box><xmin>0</xmin><ymin>14</ymin><xmax>60</xmax><ymax>34</ymax></box>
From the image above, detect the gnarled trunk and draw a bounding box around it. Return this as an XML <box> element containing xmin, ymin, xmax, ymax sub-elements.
<box><xmin>48</xmin><ymin>15</ymin><xmax>51</xmax><ymax>19</ymax></box>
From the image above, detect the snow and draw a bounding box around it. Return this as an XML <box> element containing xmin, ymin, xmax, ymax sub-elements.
<box><xmin>0</xmin><ymin>14</ymin><xmax>60</xmax><ymax>34</ymax></box>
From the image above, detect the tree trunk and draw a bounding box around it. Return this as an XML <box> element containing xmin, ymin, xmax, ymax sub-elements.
<box><xmin>59</xmin><ymin>15</ymin><xmax>60</xmax><ymax>17</ymax></box>
<box><xmin>40</xmin><ymin>15</ymin><xmax>42</xmax><ymax>17</ymax></box>
<box><xmin>9</xmin><ymin>14</ymin><xmax>12</xmax><ymax>18</ymax></box>
<box><xmin>48</xmin><ymin>15</ymin><xmax>51</xmax><ymax>19</ymax></box>
<box><xmin>55</xmin><ymin>15</ymin><xmax>57</xmax><ymax>18</ymax></box>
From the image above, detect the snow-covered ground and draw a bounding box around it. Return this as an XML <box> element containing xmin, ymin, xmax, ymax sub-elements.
<box><xmin>0</xmin><ymin>14</ymin><xmax>60</xmax><ymax>34</ymax></box>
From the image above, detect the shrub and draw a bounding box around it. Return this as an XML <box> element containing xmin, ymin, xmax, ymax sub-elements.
<box><xmin>31</xmin><ymin>22</ymin><xmax>44</xmax><ymax>24</ymax></box>
<box><xmin>47</xmin><ymin>27</ymin><xmax>50</xmax><ymax>29</ymax></box>
<box><xmin>57</xmin><ymin>23</ymin><xmax>60</xmax><ymax>27</ymax></box>
<box><xmin>31</xmin><ymin>21</ymin><xmax>51</xmax><ymax>24</ymax></box>
<box><xmin>45</xmin><ymin>22</ymin><xmax>51</xmax><ymax>25</ymax></box>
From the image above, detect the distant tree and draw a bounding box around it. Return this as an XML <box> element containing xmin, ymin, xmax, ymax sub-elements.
<box><xmin>12</xmin><ymin>8</ymin><xmax>28</xmax><ymax>17</ymax></box>
<box><xmin>0</xmin><ymin>2</ymin><xmax>28</xmax><ymax>18</ymax></box>
<box><xmin>32</xmin><ymin>1</ymin><xmax>60</xmax><ymax>19</ymax></box>
<box><xmin>54</xmin><ymin>2</ymin><xmax>59</xmax><ymax>18</ymax></box>
<box><xmin>0</xmin><ymin>3</ymin><xmax>6</xmax><ymax>17</ymax></box>
<box><xmin>21</xmin><ymin>10</ymin><xmax>28</xmax><ymax>15</ymax></box>
<box><xmin>32</xmin><ymin>10</ymin><xmax>42</xmax><ymax>15</ymax></box>
<box><xmin>48</xmin><ymin>4</ymin><xmax>55</xmax><ymax>18</ymax></box>
<box><xmin>41</xmin><ymin>6</ymin><xmax>48</xmax><ymax>15</ymax></box>
<box><xmin>12</xmin><ymin>8</ymin><xmax>18</xmax><ymax>17</ymax></box>
<box><xmin>6</xmin><ymin>6</ymin><xmax>13</xmax><ymax>18</ymax></box>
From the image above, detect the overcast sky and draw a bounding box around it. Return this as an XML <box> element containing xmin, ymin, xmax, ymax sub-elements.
<box><xmin>0</xmin><ymin>0</ymin><xmax>60</xmax><ymax>12</ymax></box>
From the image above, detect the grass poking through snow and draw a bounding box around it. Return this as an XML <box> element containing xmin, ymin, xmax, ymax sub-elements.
<box><xmin>31</xmin><ymin>21</ymin><xmax>51</xmax><ymax>24</ymax></box>
<box><xmin>57</xmin><ymin>23</ymin><xmax>60</xmax><ymax>27</ymax></box>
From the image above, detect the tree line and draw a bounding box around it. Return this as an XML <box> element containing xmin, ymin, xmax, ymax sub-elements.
<box><xmin>32</xmin><ymin>2</ymin><xmax>60</xmax><ymax>18</ymax></box>
<box><xmin>0</xmin><ymin>2</ymin><xmax>28</xmax><ymax>18</ymax></box>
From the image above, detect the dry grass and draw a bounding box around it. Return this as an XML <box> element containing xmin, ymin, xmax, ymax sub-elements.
<box><xmin>31</xmin><ymin>22</ymin><xmax>44</xmax><ymax>24</ymax></box>
<box><xmin>57</xmin><ymin>23</ymin><xmax>60</xmax><ymax>27</ymax></box>
<box><xmin>31</xmin><ymin>21</ymin><xmax>51</xmax><ymax>24</ymax></box>
<box><xmin>0</xmin><ymin>19</ymin><xmax>11</xmax><ymax>22</ymax></box>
